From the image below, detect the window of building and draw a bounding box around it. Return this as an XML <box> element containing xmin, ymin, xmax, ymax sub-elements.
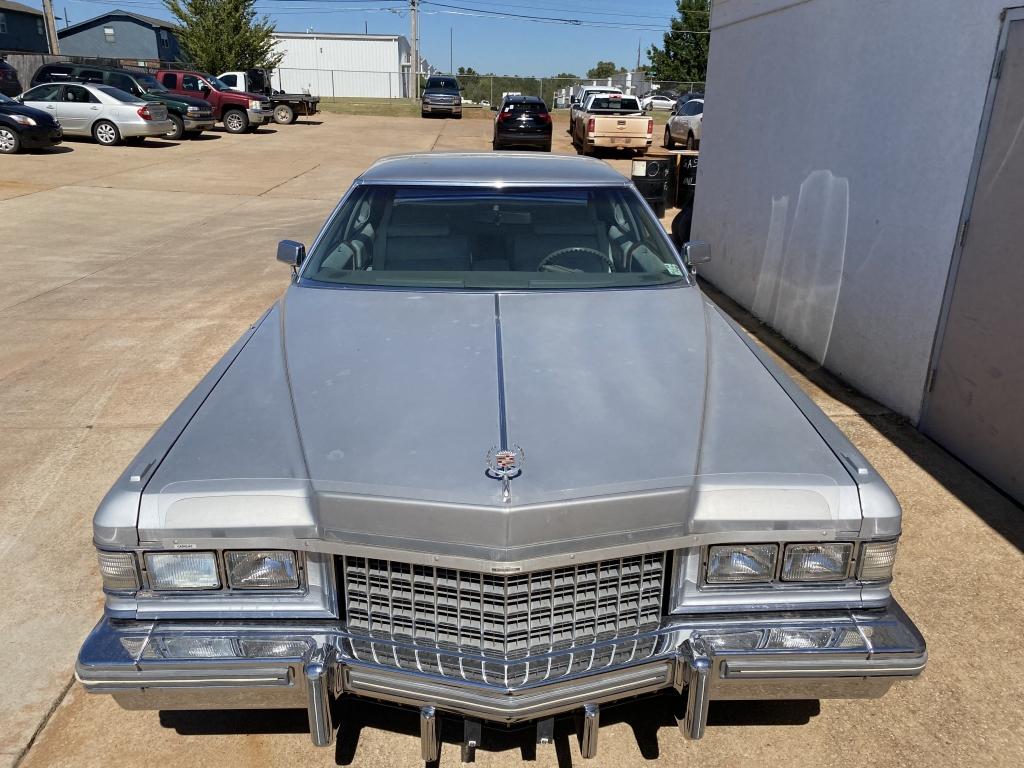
<box><xmin>37</xmin><ymin>19</ymin><xmax>45</xmax><ymax>35</ymax></box>
<box><xmin>0</xmin><ymin>14</ymin><xmax>8</xmax><ymax>35</ymax></box>
<box><xmin>159</xmin><ymin>29</ymin><xmax>169</xmax><ymax>48</ymax></box>
<box><xmin>103</xmin><ymin>26</ymin><xmax>115</xmax><ymax>44</ymax></box>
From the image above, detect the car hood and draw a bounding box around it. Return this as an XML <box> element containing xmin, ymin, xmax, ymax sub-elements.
<box><xmin>2</xmin><ymin>101</ymin><xmax>55</xmax><ymax>123</ymax></box>
<box><xmin>139</xmin><ymin>285</ymin><xmax>862</xmax><ymax>561</ymax></box>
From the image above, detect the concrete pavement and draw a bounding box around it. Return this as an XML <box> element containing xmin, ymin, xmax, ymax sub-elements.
<box><xmin>0</xmin><ymin>112</ymin><xmax>1020</xmax><ymax>768</ymax></box>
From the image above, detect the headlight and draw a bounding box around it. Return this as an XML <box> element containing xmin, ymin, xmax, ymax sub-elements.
<box><xmin>706</xmin><ymin>544</ymin><xmax>778</xmax><ymax>583</ymax></box>
<box><xmin>97</xmin><ymin>551</ymin><xmax>140</xmax><ymax>592</ymax></box>
<box><xmin>781</xmin><ymin>543</ymin><xmax>852</xmax><ymax>582</ymax></box>
<box><xmin>225</xmin><ymin>550</ymin><xmax>299</xmax><ymax>590</ymax></box>
<box><xmin>9</xmin><ymin>114</ymin><xmax>37</xmax><ymax>126</ymax></box>
<box><xmin>145</xmin><ymin>552</ymin><xmax>220</xmax><ymax>591</ymax></box>
<box><xmin>249</xmin><ymin>99</ymin><xmax>262</xmax><ymax>110</ymax></box>
<box><xmin>859</xmin><ymin>540</ymin><xmax>898</xmax><ymax>581</ymax></box>
<box><xmin>186</xmin><ymin>105</ymin><xmax>201</xmax><ymax>113</ymax></box>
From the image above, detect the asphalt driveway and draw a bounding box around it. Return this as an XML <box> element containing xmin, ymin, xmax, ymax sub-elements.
<box><xmin>0</xmin><ymin>111</ymin><xmax>1020</xmax><ymax>768</ymax></box>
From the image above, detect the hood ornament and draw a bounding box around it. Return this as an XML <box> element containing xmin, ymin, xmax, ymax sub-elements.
<box><xmin>486</xmin><ymin>445</ymin><xmax>524</xmax><ymax>503</ymax></box>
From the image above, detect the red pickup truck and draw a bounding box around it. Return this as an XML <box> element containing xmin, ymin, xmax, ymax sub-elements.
<box><xmin>155</xmin><ymin>70</ymin><xmax>271</xmax><ymax>134</ymax></box>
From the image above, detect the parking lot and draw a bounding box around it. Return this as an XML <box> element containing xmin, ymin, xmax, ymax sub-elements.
<box><xmin>0</xmin><ymin>111</ymin><xmax>1021</xmax><ymax>768</ymax></box>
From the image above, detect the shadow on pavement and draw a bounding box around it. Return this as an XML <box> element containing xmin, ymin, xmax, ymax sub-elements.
<box><xmin>157</xmin><ymin>693</ymin><xmax>818</xmax><ymax>765</ymax></box>
<box><xmin>699</xmin><ymin>279</ymin><xmax>1024</xmax><ymax>553</ymax></box>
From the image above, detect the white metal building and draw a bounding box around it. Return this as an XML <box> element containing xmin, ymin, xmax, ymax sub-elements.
<box><xmin>270</xmin><ymin>32</ymin><xmax>412</xmax><ymax>98</ymax></box>
<box><xmin>693</xmin><ymin>0</ymin><xmax>1024</xmax><ymax>504</ymax></box>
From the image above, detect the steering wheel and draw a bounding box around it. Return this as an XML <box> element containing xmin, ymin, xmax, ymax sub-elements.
<box><xmin>537</xmin><ymin>247</ymin><xmax>614</xmax><ymax>274</ymax></box>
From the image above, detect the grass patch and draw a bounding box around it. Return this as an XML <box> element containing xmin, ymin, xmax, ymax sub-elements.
<box><xmin>318</xmin><ymin>98</ymin><xmax>493</xmax><ymax>120</ymax></box>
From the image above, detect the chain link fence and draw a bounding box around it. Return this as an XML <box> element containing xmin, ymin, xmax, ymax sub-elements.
<box><xmin>269</xmin><ymin>68</ymin><xmax>704</xmax><ymax>107</ymax></box>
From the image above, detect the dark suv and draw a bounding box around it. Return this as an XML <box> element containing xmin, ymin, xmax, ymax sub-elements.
<box><xmin>31</xmin><ymin>64</ymin><xmax>215</xmax><ymax>139</ymax></box>
<box><xmin>421</xmin><ymin>75</ymin><xmax>462</xmax><ymax>118</ymax></box>
<box><xmin>0</xmin><ymin>58</ymin><xmax>22</xmax><ymax>97</ymax></box>
<box><xmin>492</xmin><ymin>95</ymin><xmax>552</xmax><ymax>151</ymax></box>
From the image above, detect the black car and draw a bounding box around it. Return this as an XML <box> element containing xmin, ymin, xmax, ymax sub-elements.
<box><xmin>0</xmin><ymin>92</ymin><xmax>62</xmax><ymax>154</ymax></box>
<box><xmin>0</xmin><ymin>58</ymin><xmax>22</xmax><ymax>98</ymax></box>
<box><xmin>492</xmin><ymin>95</ymin><xmax>552</xmax><ymax>151</ymax></box>
<box><xmin>421</xmin><ymin>75</ymin><xmax>462</xmax><ymax>118</ymax></box>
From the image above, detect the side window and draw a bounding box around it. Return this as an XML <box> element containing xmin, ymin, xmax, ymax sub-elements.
<box><xmin>108</xmin><ymin>73</ymin><xmax>139</xmax><ymax>95</ymax></box>
<box><xmin>64</xmin><ymin>85</ymin><xmax>96</xmax><ymax>103</ymax></box>
<box><xmin>182</xmin><ymin>75</ymin><xmax>201</xmax><ymax>91</ymax></box>
<box><xmin>24</xmin><ymin>84</ymin><xmax>62</xmax><ymax>102</ymax></box>
<box><xmin>79</xmin><ymin>70</ymin><xmax>104</xmax><ymax>84</ymax></box>
<box><xmin>161</xmin><ymin>73</ymin><xmax>177</xmax><ymax>89</ymax></box>
<box><xmin>220</xmin><ymin>73</ymin><xmax>237</xmax><ymax>87</ymax></box>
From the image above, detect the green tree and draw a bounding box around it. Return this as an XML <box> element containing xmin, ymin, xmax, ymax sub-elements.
<box><xmin>647</xmin><ymin>0</ymin><xmax>711</xmax><ymax>83</ymax></box>
<box><xmin>586</xmin><ymin>61</ymin><xmax>619</xmax><ymax>79</ymax></box>
<box><xmin>163</xmin><ymin>0</ymin><xmax>282</xmax><ymax>73</ymax></box>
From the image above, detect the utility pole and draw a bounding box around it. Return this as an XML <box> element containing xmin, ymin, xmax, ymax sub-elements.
<box><xmin>410</xmin><ymin>0</ymin><xmax>419</xmax><ymax>99</ymax></box>
<box><xmin>42</xmin><ymin>0</ymin><xmax>61</xmax><ymax>54</ymax></box>
<box><xmin>449</xmin><ymin>26</ymin><xmax>453</xmax><ymax>74</ymax></box>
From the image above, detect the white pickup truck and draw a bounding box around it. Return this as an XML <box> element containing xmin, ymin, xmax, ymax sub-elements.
<box><xmin>217</xmin><ymin>69</ymin><xmax>319</xmax><ymax>125</ymax></box>
<box><xmin>567</xmin><ymin>85</ymin><xmax>622</xmax><ymax>132</ymax></box>
<box><xmin>571</xmin><ymin>93</ymin><xmax>653</xmax><ymax>155</ymax></box>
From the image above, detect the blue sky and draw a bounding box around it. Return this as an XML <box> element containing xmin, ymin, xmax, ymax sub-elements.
<box><xmin>51</xmin><ymin>0</ymin><xmax>684</xmax><ymax>77</ymax></box>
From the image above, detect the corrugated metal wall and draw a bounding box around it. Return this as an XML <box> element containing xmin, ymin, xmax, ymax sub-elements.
<box><xmin>271</xmin><ymin>34</ymin><xmax>409</xmax><ymax>98</ymax></box>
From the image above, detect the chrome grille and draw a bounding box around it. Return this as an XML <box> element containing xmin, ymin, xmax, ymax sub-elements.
<box><xmin>340</xmin><ymin>553</ymin><xmax>666</xmax><ymax>684</ymax></box>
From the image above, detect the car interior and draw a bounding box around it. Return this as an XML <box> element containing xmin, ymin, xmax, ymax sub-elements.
<box><xmin>307</xmin><ymin>187</ymin><xmax>680</xmax><ymax>284</ymax></box>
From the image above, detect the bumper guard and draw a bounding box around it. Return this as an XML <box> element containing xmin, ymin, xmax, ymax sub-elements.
<box><xmin>77</xmin><ymin>601</ymin><xmax>925</xmax><ymax>758</ymax></box>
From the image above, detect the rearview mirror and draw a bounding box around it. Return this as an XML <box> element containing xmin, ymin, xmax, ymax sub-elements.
<box><xmin>277</xmin><ymin>239</ymin><xmax>306</xmax><ymax>267</ymax></box>
<box><xmin>682</xmin><ymin>240</ymin><xmax>711</xmax><ymax>267</ymax></box>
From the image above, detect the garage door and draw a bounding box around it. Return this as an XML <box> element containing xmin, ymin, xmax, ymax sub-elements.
<box><xmin>922</xmin><ymin>10</ymin><xmax>1024</xmax><ymax>504</ymax></box>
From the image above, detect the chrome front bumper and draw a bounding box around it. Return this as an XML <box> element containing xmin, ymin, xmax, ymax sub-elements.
<box><xmin>246</xmin><ymin>107</ymin><xmax>271</xmax><ymax>124</ymax></box>
<box><xmin>77</xmin><ymin>601</ymin><xmax>925</xmax><ymax>758</ymax></box>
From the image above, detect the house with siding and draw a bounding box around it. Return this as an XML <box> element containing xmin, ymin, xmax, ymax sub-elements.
<box><xmin>0</xmin><ymin>1</ymin><xmax>49</xmax><ymax>53</ymax></box>
<box><xmin>57</xmin><ymin>10</ymin><xmax>181</xmax><ymax>63</ymax></box>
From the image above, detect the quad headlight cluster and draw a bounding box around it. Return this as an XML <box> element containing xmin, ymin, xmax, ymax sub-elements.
<box><xmin>96</xmin><ymin>549</ymin><xmax>301</xmax><ymax>593</ymax></box>
<box><xmin>705</xmin><ymin>540</ymin><xmax>898</xmax><ymax>585</ymax></box>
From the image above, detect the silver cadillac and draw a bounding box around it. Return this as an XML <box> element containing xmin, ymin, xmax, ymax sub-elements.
<box><xmin>77</xmin><ymin>153</ymin><xmax>925</xmax><ymax>760</ymax></box>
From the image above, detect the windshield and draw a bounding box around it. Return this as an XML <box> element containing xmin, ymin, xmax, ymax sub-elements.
<box><xmin>136</xmin><ymin>74</ymin><xmax>167</xmax><ymax>92</ymax></box>
<box><xmin>302</xmin><ymin>186</ymin><xmax>685</xmax><ymax>290</ymax></box>
<box><xmin>425</xmin><ymin>77</ymin><xmax>458</xmax><ymax>91</ymax></box>
<box><xmin>97</xmin><ymin>85</ymin><xmax>140</xmax><ymax>102</ymax></box>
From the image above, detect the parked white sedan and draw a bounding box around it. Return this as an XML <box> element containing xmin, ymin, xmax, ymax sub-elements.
<box><xmin>664</xmin><ymin>97</ymin><xmax>704</xmax><ymax>150</ymax></box>
<box><xmin>18</xmin><ymin>82</ymin><xmax>172</xmax><ymax>146</ymax></box>
<box><xmin>641</xmin><ymin>93</ymin><xmax>675</xmax><ymax>112</ymax></box>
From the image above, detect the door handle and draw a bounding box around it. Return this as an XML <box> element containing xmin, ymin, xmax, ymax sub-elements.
<box><xmin>46</xmin><ymin>105</ymin><xmax>55</xmax><ymax>109</ymax></box>
<box><xmin>90</xmin><ymin>106</ymin><xmax>100</xmax><ymax>110</ymax></box>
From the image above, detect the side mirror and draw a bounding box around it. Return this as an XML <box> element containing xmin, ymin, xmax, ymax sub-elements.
<box><xmin>199</xmin><ymin>85</ymin><xmax>211</xmax><ymax>96</ymax></box>
<box><xmin>490</xmin><ymin>104</ymin><xmax>498</xmax><ymax>111</ymax></box>
<box><xmin>682</xmin><ymin>240</ymin><xmax>711</xmax><ymax>267</ymax></box>
<box><xmin>277</xmin><ymin>239</ymin><xmax>306</xmax><ymax>267</ymax></box>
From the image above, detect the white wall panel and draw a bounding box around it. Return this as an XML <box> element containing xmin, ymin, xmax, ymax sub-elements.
<box><xmin>693</xmin><ymin>0</ymin><xmax>1008</xmax><ymax>420</ymax></box>
<box><xmin>271</xmin><ymin>34</ymin><xmax>408</xmax><ymax>97</ymax></box>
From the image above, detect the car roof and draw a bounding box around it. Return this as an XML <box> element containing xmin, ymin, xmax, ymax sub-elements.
<box><xmin>502</xmin><ymin>95</ymin><xmax>544</xmax><ymax>104</ymax></box>
<box><xmin>359</xmin><ymin>152</ymin><xmax>631</xmax><ymax>186</ymax></box>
